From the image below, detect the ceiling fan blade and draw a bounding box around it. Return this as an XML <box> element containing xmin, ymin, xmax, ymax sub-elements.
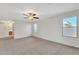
<box><xmin>33</xmin><ymin>14</ymin><xmax>36</xmax><ymax>16</ymax></box>
<box><xmin>33</xmin><ymin>17</ymin><xmax>39</xmax><ymax>19</ymax></box>
<box><xmin>23</xmin><ymin>13</ymin><xmax>28</xmax><ymax>16</ymax></box>
<box><xmin>29</xmin><ymin>13</ymin><xmax>33</xmax><ymax>16</ymax></box>
<box><xmin>24</xmin><ymin>17</ymin><xmax>27</xmax><ymax>19</ymax></box>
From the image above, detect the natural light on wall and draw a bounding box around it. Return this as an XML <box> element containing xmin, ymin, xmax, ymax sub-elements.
<box><xmin>34</xmin><ymin>23</ymin><xmax>37</xmax><ymax>33</ymax></box>
<box><xmin>0</xmin><ymin>20</ymin><xmax>14</xmax><ymax>31</ymax></box>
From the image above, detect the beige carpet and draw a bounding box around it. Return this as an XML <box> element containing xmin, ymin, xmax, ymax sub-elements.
<box><xmin>0</xmin><ymin>36</ymin><xmax>79</xmax><ymax>55</ymax></box>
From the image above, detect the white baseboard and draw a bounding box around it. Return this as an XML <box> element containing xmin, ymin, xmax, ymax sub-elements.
<box><xmin>33</xmin><ymin>35</ymin><xmax>79</xmax><ymax>49</ymax></box>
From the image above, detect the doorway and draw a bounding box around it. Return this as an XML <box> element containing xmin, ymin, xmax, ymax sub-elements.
<box><xmin>0</xmin><ymin>21</ymin><xmax>14</xmax><ymax>39</ymax></box>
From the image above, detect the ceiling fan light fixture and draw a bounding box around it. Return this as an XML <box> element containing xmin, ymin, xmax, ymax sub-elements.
<box><xmin>28</xmin><ymin>16</ymin><xmax>33</xmax><ymax>20</ymax></box>
<box><xmin>22</xmin><ymin>9</ymin><xmax>39</xmax><ymax>22</ymax></box>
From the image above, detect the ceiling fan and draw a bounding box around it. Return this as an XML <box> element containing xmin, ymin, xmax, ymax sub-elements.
<box><xmin>23</xmin><ymin>12</ymin><xmax>39</xmax><ymax>22</ymax></box>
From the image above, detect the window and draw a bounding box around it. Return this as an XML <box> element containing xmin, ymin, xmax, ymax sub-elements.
<box><xmin>33</xmin><ymin>23</ymin><xmax>37</xmax><ymax>33</ymax></box>
<box><xmin>63</xmin><ymin>16</ymin><xmax>77</xmax><ymax>37</ymax></box>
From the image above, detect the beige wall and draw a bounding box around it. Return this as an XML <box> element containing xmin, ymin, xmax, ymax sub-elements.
<box><xmin>14</xmin><ymin>21</ymin><xmax>31</xmax><ymax>39</ymax></box>
<box><xmin>33</xmin><ymin>9</ymin><xmax>79</xmax><ymax>48</ymax></box>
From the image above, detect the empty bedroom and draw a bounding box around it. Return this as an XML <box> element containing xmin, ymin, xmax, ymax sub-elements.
<box><xmin>0</xmin><ymin>3</ymin><xmax>79</xmax><ymax>55</ymax></box>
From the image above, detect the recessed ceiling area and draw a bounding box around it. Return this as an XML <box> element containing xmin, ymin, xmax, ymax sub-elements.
<box><xmin>0</xmin><ymin>3</ymin><xmax>79</xmax><ymax>21</ymax></box>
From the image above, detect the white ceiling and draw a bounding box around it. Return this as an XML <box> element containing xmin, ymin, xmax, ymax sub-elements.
<box><xmin>0</xmin><ymin>3</ymin><xmax>79</xmax><ymax>21</ymax></box>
